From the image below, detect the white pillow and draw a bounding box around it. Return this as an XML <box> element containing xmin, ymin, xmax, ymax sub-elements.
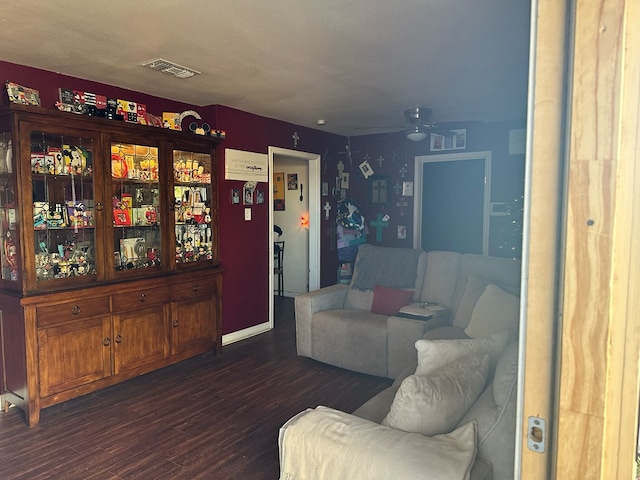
<box><xmin>279</xmin><ymin>406</ymin><xmax>478</xmax><ymax>480</ymax></box>
<box><xmin>382</xmin><ymin>354</ymin><xmax>489</xmax><ymax>436</ymax></box>
<box><xmin>414</xmin><ymin>331</ymin><xmax>509</xmax><ymax>376</ymax></box>
<box><xmin>465</xmin><ymin>284</ymin><xmax>520</xmax><ymax>338</ymax></box>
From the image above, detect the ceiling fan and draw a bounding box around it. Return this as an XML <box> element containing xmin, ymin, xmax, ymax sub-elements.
<box><xmin>357</xmin><ymin>107</ymin><xmax>457</xmax><ymax>142</ymax></box>
<box><xmin>402</xmin><ymin>107</ymin><xmax>459</xmax><ymax>142</ymax></box>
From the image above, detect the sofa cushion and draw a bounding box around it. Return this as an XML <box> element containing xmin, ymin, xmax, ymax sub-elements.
<box><xmin>452</xmin><ymin>274</ymin><xmax>494</xmax><ymax>328</ymax></box>
<box><xmin>370</xmin><ymin>285</ymin><xmax>413</xmax><ymax>315</ymax></box>
<box><xmin>452</xmin><ymin>255</ymin><xmax>521</xmax><ymax>327</ymax></box>
<box><xmin>465</xmin><ymin>284</ymin><xmax>520</xmax><ymax>338</ymax></box>
<box><xmin>382</xmin><ymin>354</ymin><xmax>489</xmax><ymax>436</ymax></box>
<box><xmin>457</xmin><ymin>340</ymin><xmax>518</xmax><ymax>480</ymax></box>
<box><xmin>312</xmin><ymin>309</ymin><xmax>389</xmax><ymax>377</ymax></box>
<box><xmin>420</xmin><ymin>251</ymin><xmax>461</xmax><ymax>309</ymax></box>
<box><xmin>279</xmin><ymin>406</ymin><xmax>478</xmax><ymax>480</ymax></box>
<box><xmin>414</xmin><ymin>331</ymin><xmax>509</xmax><ymax>376</ymax></box>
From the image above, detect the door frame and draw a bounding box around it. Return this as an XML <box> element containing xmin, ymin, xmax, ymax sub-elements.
<box><xmin>267</xmin><ymin>147</ymin><xmax>320</xmax><ymax>327</ymax></box>
<box><xmin>412</xmin><ymin>151</ymin><xmax>492</xmax><ymax>255</ymax></box>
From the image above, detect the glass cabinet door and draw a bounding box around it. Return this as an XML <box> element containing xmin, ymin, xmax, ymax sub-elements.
<box><xmin>0</xmin><ymin>131</ymin><xmax>18</xmax><ymax>283</ymax></box>
<box><xmin>173</xmin><ymin>149</ymin><xmax>213</xmax><ymax>265</ymax></box>
<box><xmin>111</xmin><ymin>142</ymin><xmax>161</xmax><ymax>271</ymax></box>
<box><xmin>31</xmin><ymin>131</ymin><xmax>97</xmax><ymax>282</ymax></box>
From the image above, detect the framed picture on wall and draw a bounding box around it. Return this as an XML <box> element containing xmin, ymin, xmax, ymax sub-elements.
<box><xmin>273</xmin><ymin>172</ymin><xmax>285</xmax><ymax>211</ymax></box>
<box><xmin>430</xmin><ymin>129</ymin><xmax>467</xmax><ymax>151</ymax></box>
<box><xmin>369</xmin><ymin>175</ymin><xmax>389</xmax><ymax>206</ymax></box>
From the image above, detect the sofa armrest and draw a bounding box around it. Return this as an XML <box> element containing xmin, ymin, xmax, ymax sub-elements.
<box><xmin>279</xmin><ymin>406</ymin><xmax>478</xmax><ymax>480</ymax></box>
<box><xmin>386</xmin><ymin>308</ymin><xmax>451</xmax><ymax>378</ymax></box>
<box><xmin>294</xmin><ymin>284</ymin><xmax>349</xmax><ymax>357</ymax></box>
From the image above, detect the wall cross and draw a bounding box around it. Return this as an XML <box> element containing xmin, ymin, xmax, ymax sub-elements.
<box><xmin>370</xmin><ymin>213</ymin><xmax>389</xmax><ymax>242</ymax></box>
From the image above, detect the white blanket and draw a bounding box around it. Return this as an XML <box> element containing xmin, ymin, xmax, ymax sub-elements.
<box><xmin>278</xmin><ymin>406</ymin><xmax>477</xmax><ymax>480</ymax></box>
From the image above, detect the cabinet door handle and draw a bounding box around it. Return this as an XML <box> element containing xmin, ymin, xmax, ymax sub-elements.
<box><xmin>115</xmin><ymin>335</ymin><xmax>123</xmax><ymax>344</ymax></box>
<box><xmin>139</xmin><ymin>293</ymin><xmax>147</xmax><ymax>302</ymax></box>
<box><xmin>95</xmin><ymin>202</ymin><xmax>104</xmax><ymax>212</ymax></box>
<box><xmin>71</xmin><ymin>305</ymin><xmax>81</xmax><ymax>315</ymax></box>
<box><xmin>172</xmin><ymin>320</ymin><xmax>179</xmax><ymax>328</ymax></box>
<box><xmin>102</xmin><ymin>337</ymin><xmax>111</xmax><ymax>346</ymax></box>
<box><xmin>192</xmin><ymin>284</ymin><xmax>200</xmax><ymax>292</ymax></box>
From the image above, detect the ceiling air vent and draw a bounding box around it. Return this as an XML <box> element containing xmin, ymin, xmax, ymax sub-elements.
<box><xmin>142</xmin><ymin>59</ymin><xmax>201</xmax><ymax>79</ymax></box>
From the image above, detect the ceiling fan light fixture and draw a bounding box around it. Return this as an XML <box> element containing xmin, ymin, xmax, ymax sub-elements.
<box><xmin>404</xmin><ymin>107</ymin><xmax>432</xmax><ymax>125</ymax></box>
<box><xmin>406</xmin><ymin>125</ymin><xmax>428</xmax><ymax>142</ymax></box>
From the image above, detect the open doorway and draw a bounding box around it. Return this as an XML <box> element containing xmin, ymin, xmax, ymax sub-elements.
<box><xmin>268</xmin><ymin>147</ymin><xmax>320</xmax><ymax>329</ymax></box>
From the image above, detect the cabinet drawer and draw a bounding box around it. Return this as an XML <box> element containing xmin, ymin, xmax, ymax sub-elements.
<box><xmin>171</xmin><ymin>278</ymin><xmax>216</xmax><ymax>301</ymax></box>
<box><xmin>37</xmin><ymin>297</ymin><xmax>110</xmax><ymax>327</ymax></box>
<box><xmin>112</xmin><ymin>285</ymin><xmax>171</xmax><ymax>311</ymax></box>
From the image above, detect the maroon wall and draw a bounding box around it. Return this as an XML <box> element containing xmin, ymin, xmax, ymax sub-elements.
<box><xmin>2</xmin><ymin>61</ymin><xmax>525</xmax><ymax>337</ymax></box>
<box><xmin>2</xmin><ymin>61</ymin><xmax>348</xmax><ymax>335</ymax></box>
<box><xmin>203</xmin><ymin>105</ymin><xmax>346</xmax><ymax>333</ymax></box>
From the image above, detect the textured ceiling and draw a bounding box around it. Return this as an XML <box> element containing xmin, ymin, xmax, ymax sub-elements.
<box><xmin>0</xmin><ymin>0</ymin><xmax>531</xmax><ymax>137</ymax></box>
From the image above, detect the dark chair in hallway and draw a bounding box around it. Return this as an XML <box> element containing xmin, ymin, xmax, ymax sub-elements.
<box><xmin>274</xmin><ymin>241</ymin><xmax>285</xmax><ymax>296</ymax></box>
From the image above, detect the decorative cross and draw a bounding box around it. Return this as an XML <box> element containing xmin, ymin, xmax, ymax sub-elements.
<box><xmin>372</xmin><ymin>179</ymin><xmax>386</xmax><ymax>203</ymax></box>
<box><xmin>370</xmin><ymin>213</ymin><xmax>390</xmax><ymax>242</ymax></box>
<box><xmin>391</xmin><ymin>150</ymin><xmax>398</xmax><ymax>163</ymax></box>
<box><xmin>395</xmin><ymin>198</ymin><xmax>409</xmax><ymax>216</ymax></box>
<box><xmin>393</xmin><ymin>182</ymin><xmax>402</xmax><ymax>196</ymax></box>
<box><xmin>292</xmin><ymin>132</ymin><xmax>299</xmax><ymax>149</ymax></box>
<box><xmin>398</xmin><ymin>163</ymin><xmax>408</xmax><ymax>178</ymax></box>
<box><xmin>324</xmin><ymin>201</ymin><xmax>332</xmax><ymax>220</ymax></box>
<box><xmin>377</xmin><ymin>155</ymin><xmax>385</xmax><ymax>168</ymax></box>
<box><xmin>337</xmin><ymin>160</ymin><xmax>344</xmax><ymax>178</ymax></box>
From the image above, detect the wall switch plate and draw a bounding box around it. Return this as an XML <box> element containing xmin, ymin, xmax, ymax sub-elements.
<box><xmin>244</xmin><ymin>207</ymin><xmax>251</xmax><ymax>221</ymax></box>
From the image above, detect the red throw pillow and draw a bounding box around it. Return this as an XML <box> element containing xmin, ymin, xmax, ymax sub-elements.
<box><xmin>371</xmin><ymin>285</ymin><xmax>414</xmax><ymax>316</ymax></box>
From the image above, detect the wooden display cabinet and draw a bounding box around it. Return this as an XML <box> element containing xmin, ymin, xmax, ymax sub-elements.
<box><xmin>0</xmin><ymin>104</ymin><xmax>224</xmax><ymax>426</ymax></box>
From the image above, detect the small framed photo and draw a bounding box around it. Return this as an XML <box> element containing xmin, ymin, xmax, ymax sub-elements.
<box><xmin>369</xmin><ymin>175</ymin><xmax>389</xmax><ymax>206</ymax></box>
<box><xmin>243</xmin><ymin>187</ymin><xmax>253</xmax><ymax>205</ymax></box>
<box><xmin>402</xmin><ymin>181</ymin><xmax>414</xmax><ymax>197</ymax></box>
<box><xmin>231</xmin><ymin>189</ymin><xmax>240</xmax><ymax>204</ymax></box>
<box><xmin>113</xmin><ymin>208</ymin><xmax>131</xmax><ymax>226</ymax></box>
<box><xmin>322</xmin><ymin>181</ymin><xmax>329</xmax><ymax>196</ymax></box>
<box><xmin>359</xmin><ymin>160</ymin><xmax>374</xmax><ymax>178</ymax></box>
<box><xmin>287</xmin><ymin>173</ymin><xmax>298</xmax><ymax>190</ymax></box>
<box><xmin>341</xmin><ymin>172</ymin><xmax>350</xmax><ymax>189</ymax></box>
<box><xmin>256</xmin><ymin>190</ymin><xmax>265</xmax><ymax>204</ymax></box>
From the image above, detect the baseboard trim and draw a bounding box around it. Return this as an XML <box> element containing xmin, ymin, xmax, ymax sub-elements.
<box><xmin>222</xmin><ymin>321</ymin><xmax>272</xmax><ymax>346</ymax></box>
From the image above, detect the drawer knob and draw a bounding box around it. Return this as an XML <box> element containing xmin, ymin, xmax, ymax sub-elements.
<box><xmin>115</xmin><ymin>334</ymin><xmax>123</xmax><ymax>344</ymax></box>
<box><xmin>139</xmin><ymin>293</ymin><xmax>147</xmax><ymax>302</ymax></box>
<box><xmin>172</xmin><ymin>320</ymin><xmax>179</xmax><ymax>328</ymax></box>
<box><xmin>95</xmin><ymin>202</ymin><xmax>104</xmax><ymax>212</ymax></box>
<box><xmin>192</xmin><ymin>284</ymin><xmax>200</xmax><ymax>292</ymax></box>
<box><xmin>71</xmin><ymin>305</ymin><xmax>81</xmax><ymax>315</ymax></box>
<box><xmin>102</xmin><ymin>337</ymin><xmax>111</xmax><ymax>346</ymax></box>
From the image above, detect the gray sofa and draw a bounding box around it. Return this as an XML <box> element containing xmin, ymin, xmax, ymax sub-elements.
<box><xmin>295</xmin><ymin>244</ymin><xmax>521</xmax><ymax>378</ymax></box>
<box><xmin>283</xmin><ymin>245</ymin><xmax>522</xmax><ymax>480</ymax></box>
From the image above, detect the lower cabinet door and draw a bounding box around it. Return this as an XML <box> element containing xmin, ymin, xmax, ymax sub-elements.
<box><xmin>112</xmin><ymin>304</ymin><xmax>169</xmax><ymax>374</ymax></box>
<box><xmin>38</xmin><ymin>316</ymin><xmax>112</xmax><ymax>397</ymax></box>
<box><xmin>171</xmin><ymin>296</ymin><xmax>215</xmax><ymax>356</ymax></box>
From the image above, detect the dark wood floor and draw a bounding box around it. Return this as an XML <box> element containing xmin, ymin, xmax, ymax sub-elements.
<box><xmin>0</xmin><ymin>297</ymin><xmax>392</xmax><ymax>479</ymax></box>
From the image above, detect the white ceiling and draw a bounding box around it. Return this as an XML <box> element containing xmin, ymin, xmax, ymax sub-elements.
<box><xmin>0</xmin><ymin>0</ymin><xmax>531</xmax><ymax>137</ymax></box>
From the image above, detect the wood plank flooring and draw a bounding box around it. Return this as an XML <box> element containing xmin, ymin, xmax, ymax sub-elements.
<box><xmin>0</xmin><ymin>297</ymin><xmax>392</xmax><ymax>479</ymax></box>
